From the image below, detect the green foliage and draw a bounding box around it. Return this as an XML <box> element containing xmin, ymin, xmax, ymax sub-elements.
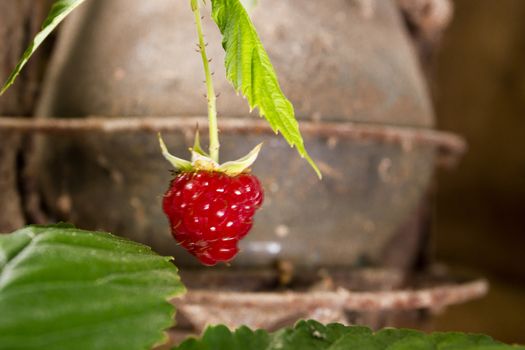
<box><xmin>0</xmin><ymin>226</ymin><xmax>522</xmax><ymax>350</ymax></box>
<box><xmin>210</xmin><ymin>0</ymin><xmax>321</xmax><ymax>178</ymax></box>
<box><xmin>0</xmin><ymin>224</ymin><xmax>185</xmax><ymax>350</ymax></box>
<box><xmin>0</xmin><ymin>0</ymin><xmax>88</xmax><ymax>95</ymax></box>
<box><xmin>1</xmin><ymin>0</ymin><xmax>320</xmax><ymax>177</ymax></box>
<box><xmin>173</xmin><ymin>320</ymin><xmax>525</xmax><ymax>350</ymax></box>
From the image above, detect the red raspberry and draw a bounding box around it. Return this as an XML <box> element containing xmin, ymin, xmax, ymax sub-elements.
<box><xmin>162</xmin><ymin>171</ymin><xmax>264</xmax><ymax>265</ymax></box>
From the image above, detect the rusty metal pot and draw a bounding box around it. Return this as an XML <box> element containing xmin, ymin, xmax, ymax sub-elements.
<box><xmin>35</xmin><ymin>0</ymin><xmax>439</xmax><ymax>268</ymax></box>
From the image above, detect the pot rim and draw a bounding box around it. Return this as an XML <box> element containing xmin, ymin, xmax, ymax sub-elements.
<box><xmin>175</xmin><ymin>277</ymin><xmax>487</xmax><ymax>312</ymax></box>
<box><xmin>0</xmin><ymin>115</ymin><xmax>466</xmax><ymax>168</ymax></box>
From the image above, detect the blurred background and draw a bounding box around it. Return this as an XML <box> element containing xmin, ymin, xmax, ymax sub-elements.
<box><xmin>430</xmin><ymin>0</ymin><xmax>525</xmax><ymax>342</ymax></box>
<box><xmin>0</xmin><ymin>0</ymin><xmax>523</xmax><ymax>344</ymax></box>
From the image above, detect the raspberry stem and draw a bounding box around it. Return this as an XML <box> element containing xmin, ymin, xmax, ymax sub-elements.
<box><xmin>192</xmin><ymin>0</ymin><xmax>220</xmax><ymax>163</ymax></box>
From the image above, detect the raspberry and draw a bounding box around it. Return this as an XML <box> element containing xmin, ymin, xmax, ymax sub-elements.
<box><xmin>163</xmin><ymin>171</ymin><xmax>263</xmax><ymax>265</ymax></box>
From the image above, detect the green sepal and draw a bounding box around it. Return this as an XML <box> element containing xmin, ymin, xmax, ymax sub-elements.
<box><xmin>159</xmin><ymin>134</ymin><xmax>261</xmax><ymax>176</ymax></box>
<box><xmin>190</xmin><ymin>129</ymin><xmax>209</xmax><ymax>161</ymax></box>
<box><xmin>158</xmin><ymin>133</ymin><xmax>193</xmax><ymax>171</ymax></box>
<box><xmin>191</xmin><ymin>151</ymin><xmax>220</xmax><ymax>171</ymax></box>
<box><xmin>217</xmin><ymin>143</ymin><xmax>262</xmax><ymax>175</ymax></box>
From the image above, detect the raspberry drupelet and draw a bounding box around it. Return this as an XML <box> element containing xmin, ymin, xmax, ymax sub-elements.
<box><xmin>163</xmin><ymin>170</ymin><xmax>263</xmax><ymax>265</ymax></box>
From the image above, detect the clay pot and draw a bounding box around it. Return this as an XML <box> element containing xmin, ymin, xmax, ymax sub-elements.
<box><xmin>36</xmin><ymin>0</ymin><xmax>435</xmax><ymax>268</ymax></box>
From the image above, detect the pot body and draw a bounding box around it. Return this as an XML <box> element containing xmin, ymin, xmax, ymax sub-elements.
<box><xmin>36</xmin><ymin>0</ymin><xmax>435</xmax><ymax>268</ymax></box>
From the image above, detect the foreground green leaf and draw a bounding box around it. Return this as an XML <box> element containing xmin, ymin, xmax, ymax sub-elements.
<box><xmin>173</xmin><ymin>320</ymin><xmax>524</xmax><ymax>350</ymax></box>
<box><xmin>210</xmin><ymin>0</ymin><xmax>321</xmax><ymax>178</ymax></box>
<box><xmin>0</xmin><ymin>0</ymin><xmax>87</xmax><ymax>95</ymax></box>
<box><xmin>0</xmin><ymin>224</ymin><xmax>185</xmax><ymax>350</ymax></box>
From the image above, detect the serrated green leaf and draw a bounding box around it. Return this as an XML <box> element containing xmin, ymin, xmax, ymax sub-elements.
<box><xmin>210</xmin><ymin>0</ymin><xmax>321</xmax><ymax>179</ymax></box>
<box><xmin>375</xmin><ymin>328</ymin><xmax>427</xmax><ymax>349</ymax></box>
<box><xmin>386</xmin><ymin>336</ymin><xmax>434</xmax><ymax>350</ymax></box>
<box><xmin>0</xmin><ymin>0</ymin><xmax>87</xmax><ymax>95</ymax></box>
<box><xmin>429</xmin><ymin>332</ymin><xmax>503</xmax><ymax>350</ymax></box>
<box><xmin>0</xmin><ymin>225</ymin><xmax>185</xmax><ymax>350</ymax></box>
<box><xmin>177</xmin><ymin>325</ymin><xmax>271</xmax><ymax>350</ymax></box>
<box><xmin>173</xmin><ymin>321</ymin><xmax>524</xmax><ymax>350</ymax></box>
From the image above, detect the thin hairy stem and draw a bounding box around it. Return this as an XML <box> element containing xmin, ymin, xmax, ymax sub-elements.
<box><xmin>191</xmin><ymin>0</ymin><xmax>219</xmax><ymax>162</ymax></box>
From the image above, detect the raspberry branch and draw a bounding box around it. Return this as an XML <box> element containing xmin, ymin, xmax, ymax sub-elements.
<box><xmin>191</xmin><ymin>0</ymin><xmax>220</xmax><ymax>163</ymax></box>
